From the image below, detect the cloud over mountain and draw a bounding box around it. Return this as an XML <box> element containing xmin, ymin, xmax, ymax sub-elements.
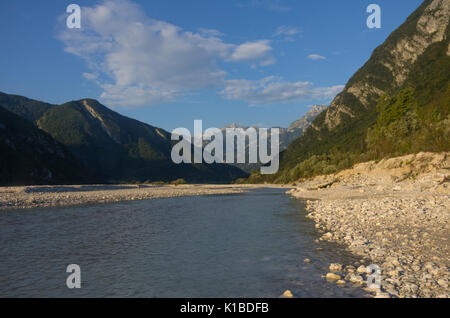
<box><xmin>221</xmin><ymin>76</ymin><xmax>344</xmax><ymax>104</ymax></box>
<box><xmin>58</xmin><ymin>0</ymin><xmax>341</xmax><ymax>108</ymax></box>
<box><xmin>59</xmin><ymin>0</ymin><xmax>276</xmax><ymax>107</ymax></box>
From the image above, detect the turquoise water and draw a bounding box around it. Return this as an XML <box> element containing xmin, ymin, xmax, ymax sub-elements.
<box><xmin>0</xmin><ymin>188</ymin><xmax>366</xmax><ymax>297</ymax></box>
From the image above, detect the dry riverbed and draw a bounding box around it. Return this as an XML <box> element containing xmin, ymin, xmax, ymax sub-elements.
<box><xmin>0</xmin><ymin>184</ymin><xmax>288</xmax><ymax>211</ymax></box>
<box><xmin>288</xmin><ymin>152</ymin><xmax>450</xmax><ymax>298</ymax></box>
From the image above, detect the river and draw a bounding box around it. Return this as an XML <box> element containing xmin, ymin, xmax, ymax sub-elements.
<box><xmin>0</xmin><ymin>188</ymin><xmax>366</xmax><ymax>297</ymax></box>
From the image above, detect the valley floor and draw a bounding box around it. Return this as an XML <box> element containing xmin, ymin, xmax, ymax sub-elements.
<box><xmin>288</xmin><ymin>152</ymin><xmax>450</xmax><ymax>298</ymax></box>
<box><xmin>0</xmin><ymin>184</ymin><xmax>289</xmax><ymax>211</ymax></box>
<box><xmin>2</xmin><ymin>153</ymin><xmax>448</xmax><ymax>298</ymax></box>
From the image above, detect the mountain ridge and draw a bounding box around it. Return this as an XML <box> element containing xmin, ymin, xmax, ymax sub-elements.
<box><xmin>245</xmin><ymin>0</ymin><xmax>450</xmax><ymax>183</ymax></box>
<box><xmin>0</xmin><ymin>105</ymin><xmax>98</xmax><ymax>185</ymax></box>
<box><xmin>211</xmin><ymin>105</ymin><xmax>327</xmax><ymax>173</ymax></box>
<box><xmin>0</xmin><ymin>92</ymin><xmax>248</xmax><ymax>184</ymax></box>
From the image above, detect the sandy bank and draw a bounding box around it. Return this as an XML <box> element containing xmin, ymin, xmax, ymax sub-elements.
<box><xmin>0</xmin><ymin>184</ymin><xmax>289</xmax><ymax>211</ymax></box>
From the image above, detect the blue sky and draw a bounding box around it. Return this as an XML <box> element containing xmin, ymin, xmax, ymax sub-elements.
<box><xmin>0</xmin><ymin>0</ymin><xmax>423</xmax><ymax>131</ymax></box>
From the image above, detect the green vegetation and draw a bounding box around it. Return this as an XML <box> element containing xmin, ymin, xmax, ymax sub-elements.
<box><xmin>245</xmin><ymin>0</ymin><xmax>449</xmax><ymax>184</ymax></box>
<box><xmin>151</xmin><ymin>181</ymin><xmax>168</xmax><ymax>186</ymax></box>
<box><xmin>171</xmin><ymin>178</ymin><xmax>187</xmax><ymax>185</ymax></box>
<box><xmin>1</xmin><ymin>95</ymin><xmax>248</xmax><ymax>185</ymax></box>
<box><xmin>366</xmin><ymin>89</ymin><xmax>420</xmax><ymax>157</ymax></box>
<box><xmin>0</xmin><ymin>106</ymin><xmax>99</xmax><ymax>185</ymax></box>
<box><xmin>366</xmin><ymin>87</ymin><xmax>450</xmax><ymax>158</ymax></box>
<box><xmin>0</xmin><ymin>92</ymin><xmax>54</xmax><ymax>123</ymax></box>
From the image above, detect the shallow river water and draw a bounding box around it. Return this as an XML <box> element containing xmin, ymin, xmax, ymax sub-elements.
<box><xmin>0</xmin><ymin>188</ymin><xmax>367</xmax><ymax>297</ymax></box>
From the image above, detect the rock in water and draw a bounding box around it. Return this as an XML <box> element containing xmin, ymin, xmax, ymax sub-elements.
<box><xmin>326</xmin><ymin>273</ymin><xmax>341</xmax><ymax>281</ymax></box>
<box><xmin>280</xmin><ymin>290</ymin><xmax>294</xmax><ymax>298</ymax></box>
<box><xmin>329</xmin><ymin>263</ymin><xmax>343</xmax><ymax>272</ymax></box>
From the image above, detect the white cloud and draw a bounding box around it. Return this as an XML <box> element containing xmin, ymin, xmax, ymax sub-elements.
<box><xmin>307</xmin><ymin>54</ymin><xmax>327</xmax><ymax>61</ymax></box>
<box><xmin>59</xmin><ymin>0</ymin><xmax>344</xmax><ymax>108</ymax></box>
<box><xmin>198</xmin><ymin>28</ymin><xmax>224</xmax><ymax>37</ymax></box>
<box><xmin>221</xmin><ymin>76</ymin><xmax>344</xmax><ymax>104</ymax></box>
<box><xmin>229</xmin><ymin>40</ymin><xmax>274</xmax><ymax>66</ymax></box>
<box><xmin>82</xmin><ymin>72</ymin><xmax>98</xmax><ymax>80</ymax></box>
<box><xmin>58</xmin><ymin>0</ymin><xmax>274</xmax><ymax>107</ymax></box>
<box><xmin>273</xmin><ymin>25</ymin><xmax>302</xmax><ymax>41</ymax></box>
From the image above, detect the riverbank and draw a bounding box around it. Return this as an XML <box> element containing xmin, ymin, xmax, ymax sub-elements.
<box><xmin>288</xmin><ymin>152</ymin><xmax>450</xmax><ymax>298</ymax></box>
<box><xmin>0</xmin><ymin>184</ymin><xmax>289</xmax><ymax>211</ymax></box>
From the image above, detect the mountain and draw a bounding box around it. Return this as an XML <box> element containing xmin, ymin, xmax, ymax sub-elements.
<box><xmin>0</xmin><ymin>106</ymin><xmax>98</xmax><ymax>185</ymax></box>
<box><xmin>213</xmin><ymin>106</ymin><xmax>327</xmax><ymax>173</ymax></box>
<box><xmin>246</xmin><ymin>0</ymin><xmax>450</xmax><ymax>183</ymax></box>
<box><xmin>0</xmin><ymin>92</ymin><xmax>247</xmax><ymax>183</ymax></box>
<box><xmin>223</xmin><ymin>105</ymin><xmax>327</xmax><ymax>152</ymax></box>
<box><xmin>0</xmin><ymin>93</ymin><xmax>54</xmax><ymax>123</ymax></box>
<box><xmin>288</xmin><ymin>105</ymin><xmax>328</xmax><ymax>132</ymax></box>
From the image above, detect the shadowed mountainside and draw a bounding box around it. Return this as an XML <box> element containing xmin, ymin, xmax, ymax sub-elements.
<box><xmin>0</xmin><ymin>93</ymin><xmax>248</xmax><ymax>184</ymax></box>
<box><xmin>0</xmin><ymin>106</ymin><xmax>99</xmax><ymax>185</ymax></box>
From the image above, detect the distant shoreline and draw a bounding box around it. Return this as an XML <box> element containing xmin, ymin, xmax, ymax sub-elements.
<box><xmin>0</xmin><ymin>184</ymin><xmax>290</xmax><ymax>211</ymax></box>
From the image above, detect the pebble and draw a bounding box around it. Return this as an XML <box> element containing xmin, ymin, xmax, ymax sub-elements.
<box><xmin>326</xmin><ymin>273</ymin><xmax>341</xmax><ymax>281</ymax></box>
<box><xmin>349</xmin><ymin>274</ymin><xmax>364</xmax><ymax>285</ymax></box>
<box><xmin>374</xmin><ymin>292</ymin><xmax>391</xmax><ymax>298</ymax></box>
<box><xmin>293</xmin><ymin>178</ymin><xmax>450</xmax><ymax>298</ymax></box>
<box><xmin>437</xmin><ymin>279</ymin><xmax>448</xmax><ymax>288</ymax></box>
<box><xmin>280</xmin><ymin>290</ymin><xmax>294</xmax><ymax>298</ymax></box>
<box><xmin>356</xmin><ymin>266</ymin><xmax>367</xmax><ymax>274</ymax></box>
<box><xmin>329</xmin><ymin>263</ymin><xmax>343</xmax><ymax>272</ymax></box>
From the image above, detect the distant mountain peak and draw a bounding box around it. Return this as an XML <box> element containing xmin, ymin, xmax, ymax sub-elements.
<box><xmin>223</xmin><ymin>123</ymin><xmax>251</xmax><ymax>129</ymax></box>
<box><xmin>288</xmin><ymin>105</ymin><xmax>328</xmax><ymax>132</ymax></box>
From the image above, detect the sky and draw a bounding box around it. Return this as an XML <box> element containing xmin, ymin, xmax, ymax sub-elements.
<box><xmin>0</xmin><ymin>0</ymin><xmax>424</xmax><ymax>131</ymax></box>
